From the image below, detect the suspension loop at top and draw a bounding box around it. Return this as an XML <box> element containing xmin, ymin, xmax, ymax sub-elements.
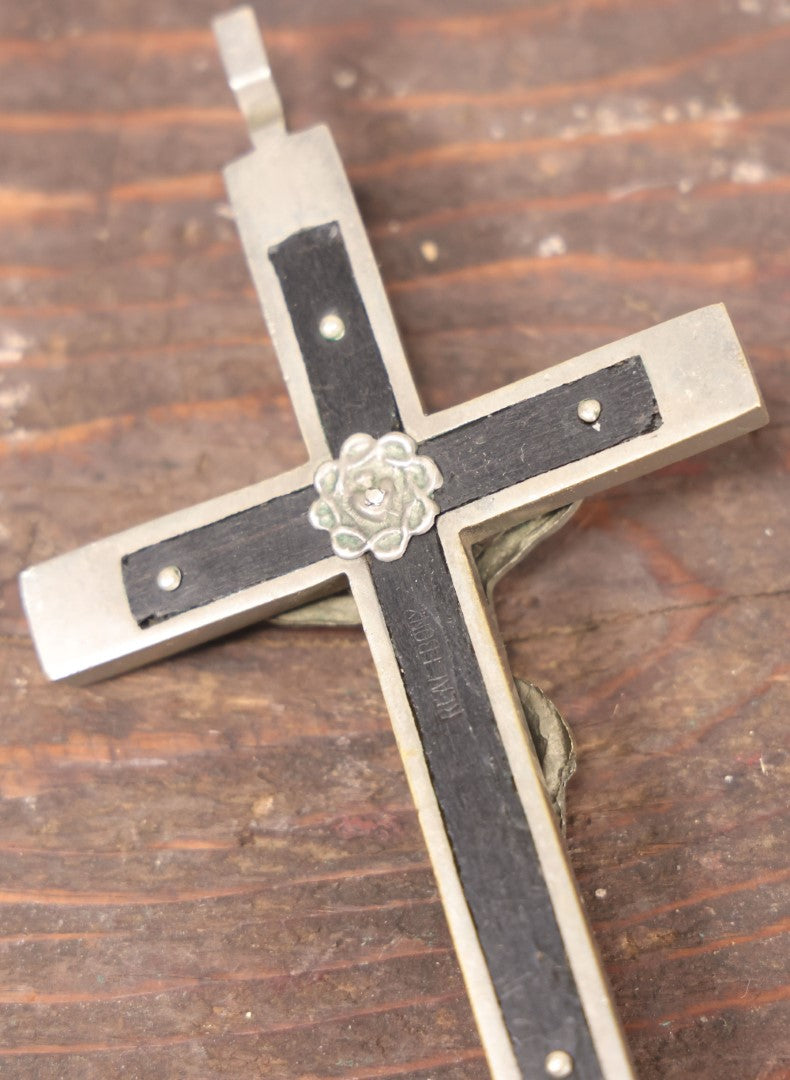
<box><xmin>213</xmin><ymin>6</ymin><xmax>285</xmax><ymax>143</ymax></box>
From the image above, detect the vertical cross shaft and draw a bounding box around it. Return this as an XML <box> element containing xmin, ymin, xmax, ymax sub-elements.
<box><xmin>264</xmin><ymin>219</ymin><xmax>634</xmax><ymax>1076</ymax></box>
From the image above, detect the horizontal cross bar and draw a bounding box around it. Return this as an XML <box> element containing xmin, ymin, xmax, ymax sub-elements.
<box><xmin>20</xmin><ymin>306</ymin><xmax>765</xmax><ymax>685</ymax></box>
<box><xmin>118</xmin><ymin>353</ymin><xmax>659</xmax><ymax>626</ymax></box>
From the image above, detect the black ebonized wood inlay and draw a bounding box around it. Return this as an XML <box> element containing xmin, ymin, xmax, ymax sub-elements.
<box><xmin>369</xmin><ymin>531</ymin><xmax>603</xmax><ymax>1077</ymax></box>
<box><xmin>122</xmin><ymin>487</ymin><xmax>331</xmax><ymax>627</ymax></box>
<box><xmin>121</xmin><ymin>352</ymin><xmax>660</xmax><ymax>628</ymax></box>
<box><xmin>423</xmin><ymin>355</ymin><xmax>661</xmax><ymax>512</ymax></box>
<box><xmin>269</xmin><ymin>222</ymin><xmax>402</xmax><ymax>455</ymax></box>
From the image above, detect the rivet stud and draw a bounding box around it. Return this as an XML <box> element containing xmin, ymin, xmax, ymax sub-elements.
<box><xmin>545</xmin><ymin>1049</ymin><xmax>574</xmax><ymax>1078</ymax></box>
<box><xmin>156</xmin><ymin>565</ymin><xmax>182</xmax><ymax>592</ymax></box>
<box><xmin>319</xmin><ymin>313</ymin><xmax>346</xmax><ymax>341</ymax></box>
<box><xmin>577</xmin><ymin>398</ymin><xmax>602</xmax><ymax>424</ymax></box>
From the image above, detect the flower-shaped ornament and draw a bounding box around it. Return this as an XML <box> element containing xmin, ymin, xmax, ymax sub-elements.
<box><xmin>309</xmin><ymin>432</ymin><xmax>443</xmax><ymax>561</ymax></box>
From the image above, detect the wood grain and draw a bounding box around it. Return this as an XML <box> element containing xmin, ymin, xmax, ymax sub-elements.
<box><xmin>0</xmin><ymin>1</ymin><xmax>787</xmax><ymax>1078</ymax></box>
<box><xmin>122</xmin><ymin>485</ymin><xmax>327</xmax><ymax>626</ymax></box>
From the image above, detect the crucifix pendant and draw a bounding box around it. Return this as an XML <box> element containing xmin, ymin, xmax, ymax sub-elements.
<box><xmin>19</xmin><ymin>8</ymin><xmax>767</xmax><ymax>1079</ymax></box>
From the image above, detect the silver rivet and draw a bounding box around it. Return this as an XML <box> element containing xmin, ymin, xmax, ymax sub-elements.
<box><xmin>577</xmin><ymin>397</ymin><xmax>602</xmax><ymax>424</ymax></box>
<box><xmin>319</xmin><ymin>313</ymin><xmax>346</xmax><ymax>341</ymax></box>
<box><xmin>545</xmin><ymin>1050</ymin><xmax>574</xmax><ymax>1078</ymax></box>
<box><xmin>156</xmin><ymin>565</ymin><xmax>182</xmax><ymax>592</ymax></box>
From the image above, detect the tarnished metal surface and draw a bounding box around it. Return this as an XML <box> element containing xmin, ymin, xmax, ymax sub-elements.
<box><xmin>16</xmin><ymin>8</ymin><xmax>768</xmax><ymax>1080</ymax></box>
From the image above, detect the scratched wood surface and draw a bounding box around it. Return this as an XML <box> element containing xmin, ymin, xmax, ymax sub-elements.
<box><xmin>0</xmin><ymin>1</ymin><xmax>788</xmax><ymax>1078</ymax></box>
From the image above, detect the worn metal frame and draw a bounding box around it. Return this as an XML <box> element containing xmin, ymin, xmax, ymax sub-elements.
<box><xmin>19</xmin><ymin>8</ymin><xmax>767</xmax><ymax>1079</ymax></box>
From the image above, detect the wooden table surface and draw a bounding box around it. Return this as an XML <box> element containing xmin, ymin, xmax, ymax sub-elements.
<box><xmin>1</xmin><ymin>1</ymin><xmax>788</xmax><ymax>1078</ymax></box>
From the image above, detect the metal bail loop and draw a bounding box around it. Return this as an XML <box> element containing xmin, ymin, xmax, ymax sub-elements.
<box><xmin>212</xmin><ymin>5</ymin><xmax>284</xmax><ymax>143</ymax></box>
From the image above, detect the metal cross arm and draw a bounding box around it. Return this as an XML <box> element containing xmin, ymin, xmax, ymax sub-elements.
<box><xmin>19</xmin><ymin>8</ymin><xmax>767</xmax><ymax>1080</ymax></box>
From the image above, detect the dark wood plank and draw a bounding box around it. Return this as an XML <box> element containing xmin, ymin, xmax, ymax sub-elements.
<box><xmin>270</xmin><ymin>221</ymin><xmax>402</xmax><ymax>455</ymax></box>
<box><xmin>122</xmin><ymin>485</ymin><xmax>331</xmax><ymax>626</ymax></box>
<box><xmin>426</xmin><ymin>355</ymin><xmax>660</xmax><ymax>511</ymax></box>
<box><xmin>0</xmin><ymin>1</ymin><xmax>788</xmax><ymax>1078</ymax></box>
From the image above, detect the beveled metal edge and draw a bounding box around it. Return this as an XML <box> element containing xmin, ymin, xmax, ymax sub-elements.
<box><xmin>439</xmin><ymin>525</ymin><xmax>637</xmax><ymax>1080</ymax></box>
<box><xmin>19</xmin><ymin>462</ymin><xmax>344</xmax><ymax>683</ymax></box>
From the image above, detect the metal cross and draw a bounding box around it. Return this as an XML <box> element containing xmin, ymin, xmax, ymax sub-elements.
<box><xmin>20</xmin><ymin>9</ymin><xmax>767</xmax><ymax>1080</ymax></box>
